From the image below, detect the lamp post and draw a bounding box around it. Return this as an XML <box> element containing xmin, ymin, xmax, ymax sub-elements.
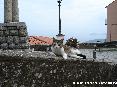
<box><xmin>56</xmin><ymin>0</ymin><xmax>65</xmax><ymax>40</ymax></box>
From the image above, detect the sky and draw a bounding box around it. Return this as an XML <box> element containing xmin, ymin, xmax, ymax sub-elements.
<box><xmin>0</xmin><ymin>0</ymin><xmax>115</xmax><ymax>42</ymax></box>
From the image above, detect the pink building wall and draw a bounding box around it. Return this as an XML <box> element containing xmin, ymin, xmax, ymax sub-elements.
<box><xmin>106</xmin><ymin>0</ymin><xmax>117</xmax><ymax>42</ymax></box>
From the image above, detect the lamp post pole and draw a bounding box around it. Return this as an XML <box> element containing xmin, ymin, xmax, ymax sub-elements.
<box><xmin>56</xmin><ymin>0</ymin><xmax>64</xmax><ymax>40</ymax></box>
<box><xmin>58</xmin><ymin>0</ymin><xmax>62</xmax><ymax>35</ymax></box>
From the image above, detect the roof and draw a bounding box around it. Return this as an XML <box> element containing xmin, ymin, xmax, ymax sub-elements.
<box><xmin>105</xmin><ymin>0</ymin><xmax>116</xmax><ymax>8</ymax></box>
<box><xmin>28</xmin><ymin>36</ymin><xmax>53</xmax><ymax>45</ymax></box>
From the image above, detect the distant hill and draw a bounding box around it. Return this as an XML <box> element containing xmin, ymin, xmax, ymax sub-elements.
<box><xmin>84</xmin><ymin>39</ymin><xmax>106</xmax><ymax>43</ymax></box>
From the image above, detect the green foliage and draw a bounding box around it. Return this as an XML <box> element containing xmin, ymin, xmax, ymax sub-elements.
<box><xmin>65</xmin><ymin>37</ymin><xmax>79</xmax><ymax>48</ymax></box>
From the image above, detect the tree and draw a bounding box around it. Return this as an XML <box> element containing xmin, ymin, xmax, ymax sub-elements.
<box><xmin>65</xmin><ymin>37</ymin><xmax>79</xmax><ymax>48</ymax></box>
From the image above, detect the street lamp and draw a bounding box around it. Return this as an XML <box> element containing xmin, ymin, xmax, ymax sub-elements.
<box><xmin>56</xmin><ymin>0</ymin><xmax>65</xmax><ymax>40</ymax></box>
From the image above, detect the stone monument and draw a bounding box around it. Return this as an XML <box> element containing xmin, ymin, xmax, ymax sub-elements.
<box><xmin>0</xmin><ymin>0</ymin><xmax>28</xmax><ymax>49</ymax></box>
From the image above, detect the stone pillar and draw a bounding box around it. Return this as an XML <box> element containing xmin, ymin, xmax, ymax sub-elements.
<box><xmin>4</xmin><ymin>0</ymin><xmax>12</xmax><ymax>23</ymax></box>
<box><xmin>12</xmin><ymin>0</ymin><xmax>19</xmax><ymax>22</ymax></box>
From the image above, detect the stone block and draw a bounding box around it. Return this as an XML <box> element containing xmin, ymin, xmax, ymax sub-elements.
<box><xmin>19</xmin><ymin>28</ymin><xmax>27</xmax><ymax>36</ymax></box>
<box><xmin>9</xmin><ymin>29</ymin><xmax>18</xmax><ymax>36</ymax></box>
<box><xmin>0</xmin><ymin>30</ymin><xmax>3</xmax><ymax>36</ymax></box>
<box><xmin>1</xmin><ymin>43</ymin><xmax>8</xmax><ymax>49</ymax></box>
<box><xmin>19</xmin><ymin>37</ymin><xmax>27</xmax><ymax>43</ymax></box>
<box><xmin>4</xmin><ymin>30</ymin><xmax>9</xmax><ymax>36</ymax></box>
<box><xmin>9</xmin><ymin>43</ymin><xmax>15</xmax><ymax>49</ymax></box>
<box><xmin>0</xmin><ymin>37</ymin><xmax>6</xmax><ymax>43</ymax></box>
<box><xmin>13</xmin><ymin>36</ymin><xmax>19</xmax><ymax>44</ymax></box>
<box><xmin>7</xmin><ymin>36</ymin><xmax>13</xmax><ymax>43</ymax></box>
<box><xmin>21</xmin><ymin>43</ymin><xmax>29</xmax><ymax>49</ymax></box>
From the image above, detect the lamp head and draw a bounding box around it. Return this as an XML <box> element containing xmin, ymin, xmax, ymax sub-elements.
<box><xmin>57</xmin><ymin>0</ymin><xmax>62</xmax><ymax>3</ymax></box>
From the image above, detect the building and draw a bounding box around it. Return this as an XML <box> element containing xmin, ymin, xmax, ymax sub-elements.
<box><xmin>106</xmin><ymin>0</ymin><xmax>117</xmax><ymax>42</ymax></box>
<box><xmin>28</xmin><ymin>36</ymin><xmax>53</xmax><ymax>45</ymax></box>
<box><xmin>28</xmin><ymin>36</ymin><xmax>53</xmax><ymax>51</ymax></box>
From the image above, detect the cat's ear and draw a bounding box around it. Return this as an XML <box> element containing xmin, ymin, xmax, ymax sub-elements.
<box><xmin>53</xmin><ymin>37</ymin><xmax>56</xmax><ymax>42</ymax></box>
<box><xmin>53</xmin><ymin>37</ymin><xmax>55</xmax><ymax>40</ymax></box>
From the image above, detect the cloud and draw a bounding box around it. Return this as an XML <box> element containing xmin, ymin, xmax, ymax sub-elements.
<box><xmin>90</xmin><ymin>33</ymin><xmax>106</xmax><ymax>36</ymax></box>
<box><xmin>62</xmin><ymin>0</ymin><xmax>108</xmax><ymax>22</ymax></box>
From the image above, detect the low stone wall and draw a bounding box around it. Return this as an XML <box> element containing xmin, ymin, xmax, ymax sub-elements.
<box><xmin>80</xmin><ymin>49</ymin><xmax>117</xmax><ymax>64</ymax></box>
<box><xmin>0</xmin><ymin>56</ymin><xmax>116</xmax><ymax>87</ymax></box>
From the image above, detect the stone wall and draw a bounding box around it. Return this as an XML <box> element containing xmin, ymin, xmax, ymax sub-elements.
<box><xmin>0</xmin><ymin>22</ymin><xmax>28</xmax><ymax>49</ymax></box>
<box><xmin>30</xmin><ymin>45</ymin><xmax>50</xmax><ymax>51</ymax></box>
<box><xmin>0</xmin><ymin>56</ymin><xmax>116</xmax><ymax>87</ymax></box>
<box><xmin>80</xmin><ymin>49</ymin><xmax>117</xmax><ymax>64</ymax></box>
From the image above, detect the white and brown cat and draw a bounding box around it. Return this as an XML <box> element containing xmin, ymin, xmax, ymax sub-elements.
<box><xmin>51</xmin><ymin>42</ymin><xmax>86</xmax><ymax>59</ymax></box>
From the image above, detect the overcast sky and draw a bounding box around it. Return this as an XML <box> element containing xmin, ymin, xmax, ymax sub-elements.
<box><xmin>0</xmin><ymin>0</ymin><xmax>114</xmax><ymax>42</ymax></box>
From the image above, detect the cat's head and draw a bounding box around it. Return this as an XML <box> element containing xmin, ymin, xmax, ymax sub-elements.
<box><xmin>52</xmin><ymin>37</ymin><xmax>64</xmax><ymax>46</ymax></box>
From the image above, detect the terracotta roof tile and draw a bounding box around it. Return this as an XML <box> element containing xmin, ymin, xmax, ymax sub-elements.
<box><xmin>28</xmin><ymin>36</ymin><xmax>53</xmax><ymax>45</ymax></box>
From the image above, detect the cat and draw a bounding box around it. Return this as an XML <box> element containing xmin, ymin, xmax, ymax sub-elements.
<box><xmin>51</xmin><ymin>41</ymin><xmax>86</xmax><ymax>59</ymax></box>
<box><xmin>51</xmin><ymin>43</ymin><xmax>67</xmax><ymax>59</ymax></box>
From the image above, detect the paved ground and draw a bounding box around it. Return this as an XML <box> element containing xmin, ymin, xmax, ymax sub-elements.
<box><xmin>79</xmin><ymin>49</ymin><xmax>117</xmax><ymax>64</ymax></box>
